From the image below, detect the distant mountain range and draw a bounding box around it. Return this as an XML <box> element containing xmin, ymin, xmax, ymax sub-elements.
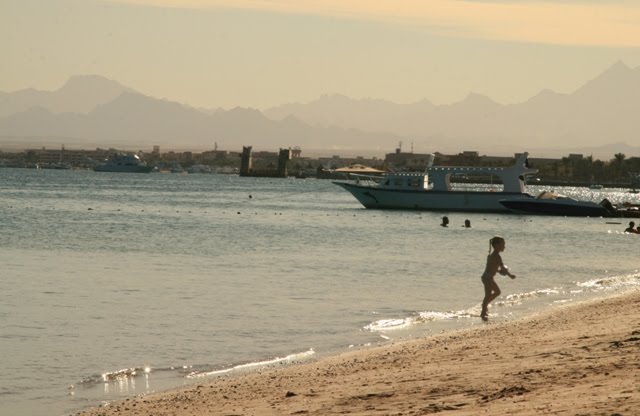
<box><xmin>1</xmin><ymin>62</ymin><xmax>639</xmax><ymax>159</ymax></box>
<box><xmin>0</xmin><ymin>75</ymin><xmax>393</xmax><ymax>154</ymax></box>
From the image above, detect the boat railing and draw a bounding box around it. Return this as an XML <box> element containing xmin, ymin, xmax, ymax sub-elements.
<box><xmin>344</xmin><ymin>173</ymin><xmax>385</xmax><ymax>186</ymax></box>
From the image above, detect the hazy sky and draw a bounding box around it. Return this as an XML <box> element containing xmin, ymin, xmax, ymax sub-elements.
<box><xmin>3</xmin><ymin>0</ymin><xmax>640</xmax><ymax>109</ymax></box>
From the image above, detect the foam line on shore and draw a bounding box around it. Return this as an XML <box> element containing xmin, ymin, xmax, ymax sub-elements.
<box><xmin>77</xmin><ymin>289</ymin><xmax>640</xmax><ymax>416</ymax></box>
<box><xmin>185</xmin><ymin>349</ymin><xmax>316</xmax><ymax>379</ymax></box>
<box><xmin>364</xmin><ymin>272</ymin><xmax>640</xmax><ymax>334</ymax></box>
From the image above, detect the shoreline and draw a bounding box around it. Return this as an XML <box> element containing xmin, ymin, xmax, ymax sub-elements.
<box><xmin>76</xmin><ymin>289</ymin><xmax>640</xmax><ymax>415</ymax></box>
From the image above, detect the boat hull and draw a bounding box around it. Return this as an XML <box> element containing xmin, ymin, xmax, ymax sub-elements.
<box><xmin>499</xmin><ymin>199</ymin><xmax>610</xmax><ymax>217</ymax></box>
<box><xmin>334</xmin><ymin>182</ymin><xmax>533</xmax><ymax>212</ymax></box>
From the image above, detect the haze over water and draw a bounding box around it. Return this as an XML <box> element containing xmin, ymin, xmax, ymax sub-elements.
<box><xmin>1</xmin><ymin>169</ymin><xmax>639</xmax><ymax>415</ymax></box>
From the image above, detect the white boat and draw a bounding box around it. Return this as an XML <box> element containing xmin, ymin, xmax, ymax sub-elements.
<box><xmin>334</xmin><ymin>152</ymin><xmax>537</xmax><ymax>212</ymax></box>
<box><xmin>94</xmin><ymin>153</ymin><xmax>153</xmax><ymax>173</ymax></box>
<box><xmin>317</xmin><ymin>164</ymin><xmax>386</xmax><ymax>180</ymax></box>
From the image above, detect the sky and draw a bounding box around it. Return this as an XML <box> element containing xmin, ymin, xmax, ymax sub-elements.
<box><xmin>2</xmin><ymin>0</ymin><xmax>640</xmax><ymax>110</ymax></box>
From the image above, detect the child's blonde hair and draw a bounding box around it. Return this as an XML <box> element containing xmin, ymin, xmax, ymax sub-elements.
<box><xmin>489</xmin><ymin>236</ymin><xmax>505</xmax><ymax>253</ymax></box>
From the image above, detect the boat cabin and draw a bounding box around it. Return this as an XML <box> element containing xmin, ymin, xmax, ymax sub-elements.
<box><xmin>374</xmin><ymin>153</ymin><xmax>537</xmax><ymax>193</ymax></box>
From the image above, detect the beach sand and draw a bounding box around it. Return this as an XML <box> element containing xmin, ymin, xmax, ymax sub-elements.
<box><xmin>77</xmin><ymin>290</ymin><xmax>640</xmax><ymax>415</ymax></box>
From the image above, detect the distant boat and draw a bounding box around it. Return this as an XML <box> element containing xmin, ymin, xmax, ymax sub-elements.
<box><xmin>186</xmin><ymin>164</ymin><xmax>212</xmax><ymax>174</ymax></box>
<box><xmin>94</xmin><ymin>153</ymin><xmax>153</xmax><ymax>173</ymax></box>
<box><xmin>317</xmin><ymin>164</ymin><xmax>386</xmax><ymax>180</ymax></box>
<box><xmin>214</xmin><ymin>166</ymin><xmax>239</xmax><ymax>175</ymax></box>
<box><xmin>589</xmin><ymin>184</ymin><xmax>603</xmax><ymax>190</ymax></box>
<box><xmin>40</xmin><ymin>163</ymin><xmax>71</xmax><ymax>170</ymax></box>
<box><xmin>170</xmin><ymin>164</ymin><xmax>185</xmax><ymax>174</ymax></box>
<box><xmin>615</xmin><ymin>202</ymin><xmax>640</xmax><ymax>217</ymax></box>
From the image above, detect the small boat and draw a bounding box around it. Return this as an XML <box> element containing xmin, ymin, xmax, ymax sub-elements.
<box><xmin>334</xmin><ymin>152</ymin><xmax>537</xmax><ymax>212</ymax></box>
<box><xmin>186</xmin><ymin>164</ymin><xmax>212</xmax><ymax>174</ymax></box>
<box><xmin>317</xmin><ymin>164</ymin><xmax>386</xmax><ymax>180</ymax></box>
<box><xmin>589</xmin><ymin>184</ymin><xmax>603</xmax><ymax>190</ymax></box>
<box><xmin>94</xmin><ymin>153</ymin><xmax>153</xmax><ymax>173</ymax></box>
<box><xmin>170</xmin><ymin>164</ymin><xmax>185</xmax><ymax>174</ymax></box>
<box><xmin>613</xmin><ymin>202</ymin><xmax>640</xmax><ymax>218</ymax></box>
<box><xmin>499</xmin><ymin>191</ymin><xmax>615</xmax><ymax>217</ymax></box>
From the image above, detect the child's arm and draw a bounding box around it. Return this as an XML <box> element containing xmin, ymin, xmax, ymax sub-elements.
<box><xmin>497</xmin><ymin>256</ymin><xmax>516</xmax><ymax>278</ymax></box>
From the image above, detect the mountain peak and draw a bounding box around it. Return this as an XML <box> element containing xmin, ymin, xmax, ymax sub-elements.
<box><xmin>0</xmin><ymin>74</ymin><xmax>135</xmax><ymax>117</ymax></box>
<box><xmin>448</xmin><ymin>92</ymin><xmax>500</xmax><ymax>108</ymax></box>
<box><xmin>607</xmin><ymin>60</ymin><xmax>631</xmax><ymax>72</ymax></box>
<box><xmin>527</xmin><ymin>88</ymin><xmax>564</xmax><ymax>103</ymax></box>
<box><xmin>595</xmin><ymin>60</ymin><xmax>635</xmax><ymax>82</ymax></box>
<box><xmin>573</xmin><ymin>60</ymin><xmax>640</xmax><ymax>97</ymax></box>
<box><xmin>58</xmin><ymin>74</ymin><xmax>132</xmax><ymax>95</ymax></box>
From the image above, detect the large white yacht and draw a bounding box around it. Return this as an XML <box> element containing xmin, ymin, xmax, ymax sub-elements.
<box><xmin>334</xmin><ymin>152</ymin><xmax>537</xmax><ymax>212</ymax></box>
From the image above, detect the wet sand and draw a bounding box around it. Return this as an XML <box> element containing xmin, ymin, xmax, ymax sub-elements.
<box><xmin>77</xmin><ymin>290</ymin><xmax>640</xmax><ymax>415</ymax></box>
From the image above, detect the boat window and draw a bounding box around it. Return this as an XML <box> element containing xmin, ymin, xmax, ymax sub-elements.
<box><xmin>407</xmin><ymin>178</ymin><xmax>422</xmax><ymax>187</ymax></box>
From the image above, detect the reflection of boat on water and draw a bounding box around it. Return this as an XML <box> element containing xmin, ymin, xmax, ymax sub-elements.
<box><xmin>499</xmin><ymin>191</ymin><xmax>616</xmax><ymax>217</ymax></box>
<box><xmin>94</xmin><ymin>153</ymin><xmax>153</xmax><ymax>173</ymax></box>
<box><xmin>334</xmin><ymin>152</ymin><xmax>537</xmax><ymax>212</ymax></box>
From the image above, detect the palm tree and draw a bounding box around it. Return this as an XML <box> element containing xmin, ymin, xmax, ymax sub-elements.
<box><xmin>613</xmin><ymin>153</ymin><xmax>627</xmax><ymax>180</ymax></box>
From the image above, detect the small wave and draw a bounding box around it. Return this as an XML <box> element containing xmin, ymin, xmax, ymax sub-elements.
<box><xmin>576</xmin><ymin>272</ymin><xmax>640</xmax><ymax>290</ymax></box>
<box><xmin>364</xmin><ymin>318</ymin><xmax>413</xmax><ymax>332</ymax></box>
<box><xmin>364</xmin><ymin>274</ymin><xmax>639</xmax><ymax>337</ymax></box>
<box><xmin>417</xmin><ymin>309</ymin><xmax>475</xmax><ymax>321</ymax></box>
<box><xmin>77</xmin><ymin>366</ymin><xmax>152</xmax><ymax>386</ymax></box>
<box><xmin>186</xmin><ymin>349</ymin><xmax>315</xmax><ymax>379</ymax></box>
<box><xmin>498</xmin><ymin>288</ymin><xmax>562</xmax><ymax>307</ymax></box>
<box><xmin>364</xmin><ymin>308</ymin><xmax>477</xmax><ymax>332</ymax></box>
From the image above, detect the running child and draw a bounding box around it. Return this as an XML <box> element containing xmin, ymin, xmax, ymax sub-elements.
<box><xmin>480</xmin><ymin>236</ymin><xmax>516</xmax><ymax>320</ymax></box>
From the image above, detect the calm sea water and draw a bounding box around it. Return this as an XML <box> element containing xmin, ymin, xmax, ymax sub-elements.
<box><xmin>1</xmin><ymin>168</ymin><xmax>639</xmax><ymax>416</ymax></box>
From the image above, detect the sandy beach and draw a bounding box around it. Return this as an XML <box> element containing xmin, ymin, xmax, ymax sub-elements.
<box><xmin>77</xmin><ymin>290</ymin><xmax>640</xmax><ymax>416</ymax></box>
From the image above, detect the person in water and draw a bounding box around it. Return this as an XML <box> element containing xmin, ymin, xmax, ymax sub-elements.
<box><xmin>624</xmin><ymin>221</ymin><xmax>636</xmax><ymax>233</ymax></box>
<box><xmin>480</xmin><ymin>236</ymin><xmax>516</xmax><ymax>321</ymax></box>
<box><xmin>464</xmin><ymin>219</ymin><xmax>471</xmax><ymax>228</ymax></box>
<box><xmin>441</xmin><ymin>216</ymin><xmax>449</xmax><ymax>227</ymax></box>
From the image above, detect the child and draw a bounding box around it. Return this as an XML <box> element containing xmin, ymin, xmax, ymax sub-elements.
<box><xmin>481</xmin><ymin>236</ymin><xmax>516</xmax><ymax>320</ymax></box>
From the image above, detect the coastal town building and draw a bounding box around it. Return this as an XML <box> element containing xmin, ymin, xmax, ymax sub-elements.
<box><xmin>1</xmin><ymin>145</ymin><xmax>638</xmax><ymax>186</ymax></box>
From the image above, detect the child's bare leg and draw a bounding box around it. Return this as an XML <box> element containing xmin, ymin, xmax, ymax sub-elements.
<box><xmin>489</xmin><ymin>285</ymin><xmax>501</xmax><ymax>303</ymax></box>
<box><xmin>481</xmin><ymin>283</ymin><xmax>492</xmax><ymax>317</ymax></box>
<box><xmin>481</xmin><ymin>281</ymin><xmax>501</xmax><ymax>318</ymax></box>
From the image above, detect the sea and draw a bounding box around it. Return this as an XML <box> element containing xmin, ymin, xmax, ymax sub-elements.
<box><xmin>1</xmin><ymin>168</ymin><xmax>639</xmax><ymax>416</ymax></box>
